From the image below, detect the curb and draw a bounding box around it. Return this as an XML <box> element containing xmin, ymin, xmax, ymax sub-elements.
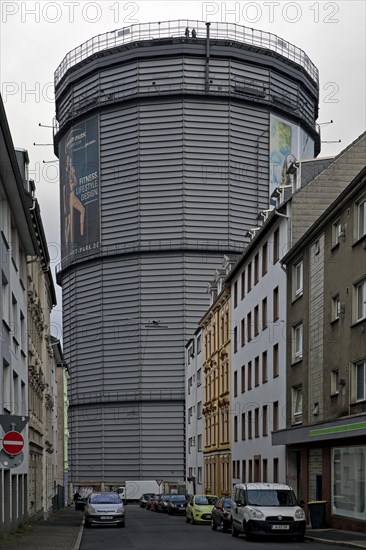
<box><xmin>305</xmin><ymin>535</ymin><xmax>366</xmax><ymax>549</ymax></box>
<box><xmin>72</xmin><ymin>519</ymin><xmax>84</xmax><ymax>550</ymax></box>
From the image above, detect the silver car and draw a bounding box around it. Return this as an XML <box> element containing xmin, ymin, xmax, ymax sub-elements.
<box><xmin>84</xmin><ymin>492</ymin><xmax>125</xmax><ymax>528</ymax></box>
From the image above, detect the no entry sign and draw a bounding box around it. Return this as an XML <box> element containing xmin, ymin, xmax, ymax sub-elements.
<box><xmin>2</xmin><ymin>431</ymin><xmax>24</xmax><ymax>456</ymax></box>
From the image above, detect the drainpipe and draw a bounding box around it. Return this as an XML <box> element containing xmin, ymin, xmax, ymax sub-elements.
<box><xmin>205</xmin><ymin>23</ymin><xmax>211</xmax><ymax>93</ymax></box>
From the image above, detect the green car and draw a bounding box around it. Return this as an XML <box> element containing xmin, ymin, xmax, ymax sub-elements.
<box><xmin>186</xmin><ymin>494</ymin><xmax>218</xmax><ymax>524</ymax></box>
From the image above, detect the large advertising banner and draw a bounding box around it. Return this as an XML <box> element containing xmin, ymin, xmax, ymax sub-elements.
<box><xmin>59</xmin><ymin>115</ymin><xmax>100</xmax><ymax>260</ymax></box>
<box><xmin>269</xmin><ymin>114</ymin><xmax>314</xmax><ymax>204</ymax></box>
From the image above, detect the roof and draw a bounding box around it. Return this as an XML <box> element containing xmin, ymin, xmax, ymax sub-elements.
<box><xmin>0</xmin><ymin>94</ymin><xmax>38</xmax><ymax>254</ymax></box>
<box><xmin>290</xmin><ymin>131</ymin><xmax>366</xmax><ymax>246</ymax></box>
<box><xmin>283</xmin><ymin>164</ymin><xmax>366</xmax><ymax>264</ymax></box>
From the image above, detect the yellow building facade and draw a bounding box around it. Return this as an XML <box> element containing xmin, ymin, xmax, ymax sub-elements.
<box><xmin>201</xmin><ymin>278</ymin><xmax>232</xmax><ymax>497</ymax></box>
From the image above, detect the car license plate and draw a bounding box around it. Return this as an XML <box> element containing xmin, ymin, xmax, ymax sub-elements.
<box><xmin>272</xmin><ymin>524</ymin><xmax>289</xmax><ymax>530</ymax></box>
<box><xmin>101</xmin><ymin>515</ymin><xmax>113</xmax><ymax>520</ymax></box>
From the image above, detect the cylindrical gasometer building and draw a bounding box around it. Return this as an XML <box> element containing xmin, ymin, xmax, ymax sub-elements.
<box><xmin>54</xmin><ymin>20</ymin><xmax>320</xmax><ymax>486</ymax></box>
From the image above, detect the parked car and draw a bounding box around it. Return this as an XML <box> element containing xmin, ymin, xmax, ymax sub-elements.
<box><xmin>167</xmin><ymin>494</ymin><xmax>189</xmax><ymax>515</ymax></box>
<box><xmin>84</xmin><ymin>492</ymin><xmax>125</xmax><ymax>528</ymax></box>
<box><xmin>186</xmin><ymin>494</ymin><xmax>218</xmax><ymax>524</ymax></box>
<box><xmin>156</xmin><ymin>494</ymin><xmax>172</xmax><ymax>513</ymax></box>
<box><xmin>139</xmin><ymin>493</ymin><xmax>155</xmax><ymax>508</ymax></box>
<box><xmin>211</xmin><ymin>496</ymin><xmax>233</xmax><ymax>532</ymax></box>
<box><xmin>231</xmin><ymin>482</ymin><xmax>306</xmax><ymax>541</ymax></box>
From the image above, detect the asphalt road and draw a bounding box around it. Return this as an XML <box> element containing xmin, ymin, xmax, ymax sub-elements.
<box><xmin>79</xmin><ymin>504</ymin><xmax>339</xmax><ymax>550</ymax></box>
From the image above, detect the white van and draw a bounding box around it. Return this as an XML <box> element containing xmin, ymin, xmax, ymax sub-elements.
<box><xmin>231</xmin><ymin>482</ymin><xmax>306</xmax><ymax>541</ymax></box>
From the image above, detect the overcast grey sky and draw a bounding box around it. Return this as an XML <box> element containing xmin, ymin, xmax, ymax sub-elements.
<box><xmin>0</xmin><ymin>1</ymin><xmax>365</xmax><ymax>334</ymax></box>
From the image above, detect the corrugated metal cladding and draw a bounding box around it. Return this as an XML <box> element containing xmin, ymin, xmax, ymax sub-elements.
<box><xmin>55</xmin><ymin>37</ymin><xmax>319</xmax><ymax>483</ymax></box>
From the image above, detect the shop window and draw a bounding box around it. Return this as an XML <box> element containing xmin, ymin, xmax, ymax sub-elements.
<box><xmin>331</xmin><ymin>446</ymin><xmax>366</xmax><ymax>520</ymax></box>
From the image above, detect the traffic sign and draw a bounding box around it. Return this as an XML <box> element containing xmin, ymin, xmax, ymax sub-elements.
<box><xmin>2</xmin><ymin>431</ymin><xmax>24</xmax><ymax>456</ymax></box>
<box><xmin>156</xmin><ymin>479</ymin><xmax>164</xmax><ymax>486</ymax></box>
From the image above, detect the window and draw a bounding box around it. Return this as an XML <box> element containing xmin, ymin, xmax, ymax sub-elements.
<box><xmin>197</xmin><ymin>335</ymin><xmax>202</xmax><ymax>354</ymax></box>
<box><xmin>292</xmin><ymin>386</ymin><xmax>303</xmax><ymax>424</ymax></box>
<box><xmin>262</xmin><ymin>459</ymin><xmax>268</xmax><ymax>482</ymax></box>
<box><xmin>247</xmin><ymin>262</ymin><xmax>252</xmax><ymax>293</ymax></box>
<box><xmin>354</xmin><ymin>360</ymin><xmax>366</xmax><ymax>401</ymax></box>
<box><xmin>247</xmin><ymin>361</ymin><xmax>252</xmax><ymax>390</ymax></box>
<box><xmin>198</xmin><ymin>467</ymin><xmax>202</xmax><ymax>484</ymax></box>
<box><xmin>273</xmin><ymin>401</ymin><xmax>279</xmax><ymax>432</ymax></box>
<box><xmin>2</xmin><ymin>360</ymin><xmax>11</xmax><ymax>412</ymax></box>
<box><xmin>262</xmin><ymin>405</ymin><xmax>268</xmax><ymax>436</ymax></box>
<box><xmin>234</xmin><ymin>415</ymin><xmax>238</xmax><ymax>442</ymax></box>
<box><xmin>332</xmin><ymin>294</ymin><xmax>341</xmax><ymax>321</ymax></box>
<box><xmin>198</xmin><ymin>434</ymin><xmax>202</xmax><ymax>451</ymax></box>
<box><xmin>331</xmin><ymin>369</ymin><xmax>339</xmax><ymax>396</ymax></box>
<box><xmin>241</xmin><ymin>318</ymin><xmax>245</xmax><ymax>347</ymax></box>
<box><xmin>241</xmin><ymin>413</ymin><xmax>246</xmax><ymax>440</ymax></box>
<box><xmin>262</xmin><ymin>351</ymin><xmax>268</xmax><ymax>383</ymax></box>
<box><xmin>294</xmin><ymin>260</ymin><xmax>303</xmax><ymax>298</ymax></box>
<box><xmin>234</xmin><ymin>281</ymin><xmax>238</xmax><ymax>308</ymax></box>
<box><xmin>248</xmin><ymin>410</ymin><xmax>252</xmax><ymax>439</ymax></box>
<box><xmin>188</xmin><ymin>377</ymin><xmax>193</xmax><ymax>394</ymax></box>
<box><xmin>241</xmin><ymin>270</ymin><xmax>245</xmax><ymax>300</ymax></box>
<box><xmin>356</xmin><ymin>195</ymin><xmax>366</xmax><ymax>239</ymax></box>
<box><xmin>234</xmin><ymin>371</ymin><xmax>238</xmax><ymax>397</ymax></box>
<box><xmin>254</xmin><ymin>253</ymin><xmax>259</xmax><ymax>284</ymax></box>
<box><xmin>254</xmin><ymin>356</ymin><xmax>259</xmax><ymax>387</ymax></box>
<box><xmin>242</xmin><ymin>460</ymin><xmax>246</xmax><ymax>483</ymax></box>
<box><xmin>197</xmin><ymin>368</ymin><xmax>202</xmax><ymax>386</ymax></box>
<box><xmin>248</xmin><ymin>460</ymin><xmax>253</xmax><ymax>482</ymax></box>
<box><xmin>233</xmin><ymin>326</ymin><xmax>238</xmax><ymax>353</ymax></box>
<box><xmin>247</xmin><ymin>312</ymin><xmax>252</xmax><ymax>342</ymax></box>
<box><xmin>254</xmin><ymin>408</ymin><xmax>259</xmax><ymax>438</ymax></box>
<box><xmin>356</xmin><ymin>279</ymin><xmax>366</xmax><ymax>321</ymax></box>
<box><xmin>2</xmin><ymin>272</ymin><xmax>10</xmax><ymax>328</ymax></box>
<box><xmin>241</xmin><ymin>365</ymin><xmax>245</xmax><ymax>393</ymax></box>
<box><xmin>273</xmin><ymin>343</ymin><xmax>279</xmax><ymax>377</ymax></box>
<box><xmin>294</xmin><ymin>323</ymin><xmax>303</xmax><ymax>360</ymax></box>
<box><xmin>197</xmin><ymin>401</ymin><xmax>202</xmax><ymax>418</ymax></box>
<box><xmin>262</xmin><ymin>297</ymin><xmax>267</xmax><ymax>330</ymax></box>
<box><xmin>332</xmin><ymin>219</ymin><xmax>343</xmax><ymax>246</ymax></box>
<box><xmin>273</xmin><ymin>228</ymin><xmax>279</xmax><ymax>263</ymax></box>
<box><xmin>273</xmin><ymin>458</ymin><xmax>279</xmax><ymax>483</ymax></box>
<box><xmin>254</xmin><ymin>305</ymin><xmax>259</xmax><ymax>336</ymax></box>
<box><xmin>273</xmin><ymin>286</ymin><xmax>279</xmax><ymax>321</ymax></box>
<box><xmin>262</xmin><ymin>242</ymin><xmax>268</xmax><ymax>276</ymax></box>
<box><xmin>331</xmin><ymin>446</ymin><xmax>366</xmax><ymax>521</ymax></box>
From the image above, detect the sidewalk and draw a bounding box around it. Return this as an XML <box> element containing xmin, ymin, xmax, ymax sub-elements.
<box><xmin>305</xmin><ymin>528</ymin><xmax>366</xmax><ymax>548</ymax></box>
<box><xmin>0</xmin><ymin>506</ymin><xmax>84</xmax><ymax>550</ymax></box>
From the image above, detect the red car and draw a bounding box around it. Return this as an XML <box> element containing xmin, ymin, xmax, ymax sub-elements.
<box><xmin>148</xmin><ymin>494</ymin><xmax>160</xmax><ymax>511</ymax></box>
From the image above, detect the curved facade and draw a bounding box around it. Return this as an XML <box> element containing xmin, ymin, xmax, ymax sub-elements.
<box><xmin>54</xmin><ymin>21</ymin><xmax>319</xmax><ymax>485</ymax></box>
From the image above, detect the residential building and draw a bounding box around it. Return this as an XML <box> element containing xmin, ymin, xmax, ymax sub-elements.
<box><xmin>0</xmin><ymin>97</ymin><xmax>37</xmax><ymax>536</ymax></box>
<box><xmin>226</xmin><ymin>206</ymin><xmax>289</xmax><ymax>487</ymax></box>
<box><xmin>185</xmin><ymin>328</ymin><xmax>204</xmax><ymax>494</ymax></box>
<box><xmin>52</xmin><ymin>337</ymin><xmax>69</xmax><ymax>508</ymax></box>
<box><xmin>273</xmin><ymin>133</ymin><xmax>366</xmax><ymax>532</ymax></box>
<box><xmin>200</xmin><ymin>256</ymin><xmax>238</xmax><ymax>496</ymax></box>
<box><xmin>0</xmin><ymin>95</ymin><xmax>65</xmax><ymax>538</ymax></box>
<box><xmin>17</xmin><ymin>150</ymin><xmax>59</xmax><ymax>521</ymax></box>
<box><xmin>53</xmin><ymin>19</ymin><xmax>320</xmax><ymax>485</ymax></box>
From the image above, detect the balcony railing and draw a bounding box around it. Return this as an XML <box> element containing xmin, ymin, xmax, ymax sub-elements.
<box><xmin>54</xmin><ymin>20</ymin><xmax>318</xmax><ymax>86</ymax></box>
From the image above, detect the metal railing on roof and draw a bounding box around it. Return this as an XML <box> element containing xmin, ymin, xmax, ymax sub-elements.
<box><xmin>54</xmin><ymin>20</ymin><xmax>318</xmax><ymax>86</ymax></box>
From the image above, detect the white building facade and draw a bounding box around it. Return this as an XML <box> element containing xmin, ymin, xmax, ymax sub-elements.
<box><xmin>227</xmin><ymin>209</ymin><xmax>289</xmax><ymax>487</ymax></box>
<box><xmin>0</xmin><ymin>101</ymin><xmax>36</xmax><ymax>536</ymax></box>
<box><xmin>185</xmin><ymin>328</ymin><xmax>204</xmax><ymax>495</ymax></box>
